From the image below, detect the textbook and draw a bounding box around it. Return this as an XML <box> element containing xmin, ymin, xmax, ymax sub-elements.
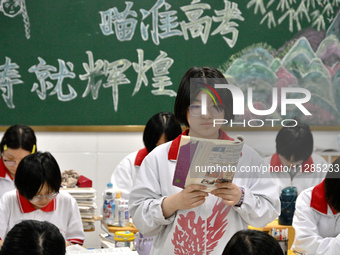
<box><xmin>172</xmin><ymin>135</ymin><xmax>244</xmax><ymax>192</ymax></box>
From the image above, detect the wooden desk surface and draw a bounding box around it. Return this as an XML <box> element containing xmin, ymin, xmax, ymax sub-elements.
<box><xmin>107</xmin><ymin>224</ymin><xmax>139</xmax><ymax>234</ymax></box>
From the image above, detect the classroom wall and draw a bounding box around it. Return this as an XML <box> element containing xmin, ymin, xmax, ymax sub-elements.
<box><xmin>3</xmin><ymin>130</ymin><xmax>339</xmax><ymax>248</ymax></box>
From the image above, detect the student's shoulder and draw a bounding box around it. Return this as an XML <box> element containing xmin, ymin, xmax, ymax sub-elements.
<box><xmin>241</xmin><ymin>143</ymin><xmax>264</xmax><ymax>160</ymax></box>
<box><xmin>58</xmin><ymin>190</ymin><xmax>77</xmax><ymax>203</ymax></box>
<box><xmin>296</xmin><ymin>186</ymin><xmax>313</xmax><ymax>204</ymax></box>
<box><xmin>1</xmin><ymin>189</ymin><xmax>16</xmax><ymax>199</ymax></box>
<box><xmin>311</xmin><ymin>153</ymin><xmax>328</xmax><ymax>164</ymax></box>
<box><xmin>147</xmin><ymin>140</ymin><xmax>172</xmax><ymax>159</ymax></box>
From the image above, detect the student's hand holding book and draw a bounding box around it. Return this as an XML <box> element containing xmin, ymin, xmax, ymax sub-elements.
<box><xmin>162</xmin><ymin>184</ymin><xmax>208</xmax><ymax>219</ymax></box>
<box><xmin>210</xmin><ymin>182</ymin><xmax>242</xmax><ymax>206</ymax></box>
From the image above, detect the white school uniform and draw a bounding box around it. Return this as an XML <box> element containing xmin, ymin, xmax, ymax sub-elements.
<box><xmin>0</xmin><ymin>189</ymin><xmax>85</xmax><ymax>245</ymax></box>
<box><xmin>0</xmin><ymin>158</ymin><xmax>15</xmax><ymax>199</ymax></box>
<box><xmin>263</xmin><ymin>153</ymin><xmax>328</xmax><ymax>194</ymax></box>
<box><xmin>111</xmin><ymin>148</ymin><xmax>148</xmax><ymax>199</ymax></box>
<box><xmin>129</xmin><ymin>129</ymin><xmax>280</xmax><ymax>255</ymax></box>
<box><xmin>292</xmin><ymin>180</ymin><xmax>340</xmax><ymax>255</ymax></box>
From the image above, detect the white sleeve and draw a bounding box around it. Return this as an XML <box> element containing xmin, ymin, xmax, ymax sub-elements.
<box><xmin>0</xmin><ymin>193</ymin><xmax>11</xmax><ymax>240</ymax></box>
<box><xmin>64</xmin><ymin>194</ymin><xmax>85</xmax><ymax>245</ymax></box>
<box><xmin>233</xmin><ymin>148</ymin><xmax>281</xmax><ymax>227</ymax></box>
<box><xmin>111</xmin><ymin>152</ymin><xmax>137</xmax><ymax>199</ymax></box>
<box><xmin>129</xmin><ymin>154</ymin><xmax>175</xmax><ymax>237</ymax></box>
<box><xmin>292</xmin><ymin>190</ymin><xmax>340</xmax><ymax>255</ymax></box>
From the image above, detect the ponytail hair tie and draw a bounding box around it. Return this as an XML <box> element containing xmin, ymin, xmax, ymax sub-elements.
<box><xmin>31</xmin><ymin>144</ymin><xmax>36</xmax><ymax>154</ymax></box>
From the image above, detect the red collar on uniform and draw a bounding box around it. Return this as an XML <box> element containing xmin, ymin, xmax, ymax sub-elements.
<box><xmin>310</xmin><ymin>180</ymin><xmax>337</xmax><ymax>215</ymax></box>
<box><xmin>0</xmin><ymin>157</ymin><xmax>13</xmax><ymax>180</ymax></box>
<box><xmin>168</xmin><ymin>129</ymin><xmax>234</xmax><ymax>160</ymax></box>
<box><xmin>269</xmin><ymin>153</ymin><xmax>314</xmax><ymax>172</ymax></box>
<box><xmin>16</xmin><ymin>190</ymin><xmax>56</xmax><ymax>213</ymax></box>
<box><xmin>134</xmin><ymin>147</ymin><xmax>149</xmax><ymax>166</ymax></box>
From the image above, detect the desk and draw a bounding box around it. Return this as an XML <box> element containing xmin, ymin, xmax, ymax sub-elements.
<box><xmin>249</xmin><ymin>219</ymin><xmax>295</xmax><ymax>250</ymax></box>
<box><xmin>318</xmin><ymin>151</ymin><xmax>340</xmax><ymax>164</ymax></box>
<box><xmin>107</xmin><ymin>223</ymin><xmax>139</xmax><ymax>234</ymax></box>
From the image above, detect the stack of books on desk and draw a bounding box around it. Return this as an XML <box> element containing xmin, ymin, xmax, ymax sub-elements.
<box><xmin>61</xmin><ymin>188</ymin><xmax>97</xmax><ymax>231</ymax></box>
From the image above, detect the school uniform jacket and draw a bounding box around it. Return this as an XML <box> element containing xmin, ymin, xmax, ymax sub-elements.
<box><xmin>111</xmin><ymin>147</ymin><xmax>148</xmax><ymax>199</ymax></box>
<box><xmin>0</xmin><ymin>189</ymin><xmax>85</xmax><ymax>245</ymax></box>
<box><xmin>292</xmin><ymin>180</ymin><xmax>340</xmax><ymax>255</ymax></box>
<box><xmin>263</xmin><ymin>153</ymin><xmax>328</xmax><ymax>194</ymax></box>
<box><xmin>0</xmin><ymin>158</ymin><xmax>15</xmax><ymax>199</ymax></box>
<box><xmin>129</xmin><ymin>130</ymin><xmax>280</xmax><ymax>255</ymax></box>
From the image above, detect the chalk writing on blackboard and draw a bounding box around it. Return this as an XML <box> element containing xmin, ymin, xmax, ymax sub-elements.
<box><xmin>0</xmin><ymin>0</ymin><xmax>30</xmax><ymax>39</ymax></box>
<box><xmin>99</xmin><ymin>0</ymin><xmax>244</xmax><ymax>47</ymax></box>
<box><xmin>0</xmin><ymin>49</ymin><xmax>176</xmax><ymax>111</ymax></box>
<box><xmin>247</xmin><ymin>0</ymin><xmax>338</xmax><ymax>32</ymax></box>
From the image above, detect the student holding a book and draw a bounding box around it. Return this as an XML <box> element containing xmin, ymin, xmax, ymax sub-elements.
<box><xmin>129</xmin><ymin>66</ymin><xmax>280</xmax><ymax>255</ymax></box>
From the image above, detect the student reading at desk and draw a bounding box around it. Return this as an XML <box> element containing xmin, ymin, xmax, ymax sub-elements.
<box><xmin>0</xmin><ymin>125</ymin><xmax>37</xmax><ymax>198</ymax></box>
<box><xmin>292</xmin><ymin>157</ymin><xmax>340</xmax><ymax>255</ymax></box>
<box><xmin>263</xmin><ymin>123</ymin><xmax>327</xmax><ymax>194</ymax></box>
<box><xmin>129</xmin><ymin>66</ymin><xmax>280</xmax><ymax>255</ymax></box>
<box><xmin>0</xmin><ymin>151</ymin><xmax>84</xmax><ymax>247</ymax></box>
<box><xmin>111</xmin><ymin>111</ymin><xmax>182</xmax><ymax>199</ymax></box>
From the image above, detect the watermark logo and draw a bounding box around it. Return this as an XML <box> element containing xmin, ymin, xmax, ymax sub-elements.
<box><xmin>199</xmin><ymin>83</ymin><xmax>312</xmax><ymax>127</ymax></box>
<box><xmin>198</xmin><ymin>82</ymin><xmax>222</xmax><ymax>115</ymax></box>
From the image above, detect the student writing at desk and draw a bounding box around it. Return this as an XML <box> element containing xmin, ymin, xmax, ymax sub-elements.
<box><xmin>111</xmin><ymin>112</ymin><xmax>182</xmax><ymax>199</ymax></box>
<box><xmin>0</xmin><ymin>152</ymin><xmax>84</xmax><ymax>248</ymax></box>
<box><xmin>0</xmin><ymin>125</ymin><xmax>37</xmax><ymax>198</ymax></box>
<box><xmin>292</xmin><ymin>157</ymin><xmax>340</xmax><ymax>255</ymax></box>
<box><xmin>263</xmin><ymin>123</ymin><xmax>327</xmax><ymax>194</ymax></box>
<box><xmin>129</xmin><ymin>66</ymin><xmax>280</xmax><ymax>255</ymax></box>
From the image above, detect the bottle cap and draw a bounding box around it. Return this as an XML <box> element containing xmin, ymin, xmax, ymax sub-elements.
<box><xmin>107</xmin><ymin>183</ymin><xmax>113</xmax><ymax>188</ymax></box>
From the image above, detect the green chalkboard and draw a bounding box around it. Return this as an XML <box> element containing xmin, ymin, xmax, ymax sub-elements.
<box><xmin>0</xmin><ymin>0</ymin><xmax>338</xmax><ymax>127</ymax></box>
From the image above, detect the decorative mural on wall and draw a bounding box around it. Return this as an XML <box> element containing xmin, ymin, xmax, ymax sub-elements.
<box><xmin>0</xmin><ymin>0</ymin><xmax>339</xmax><ymax>126</ymax></box>
<box><xmin>221</xmin><ymin>8</ymin><xmax>340</xmax><ymax>127</ymax></box>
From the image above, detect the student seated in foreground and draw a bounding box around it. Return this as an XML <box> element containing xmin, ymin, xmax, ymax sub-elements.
<box><xmin>0</xmin><ymin>151</ymin><xmax>84</xmax><ymax>246</ymax></box>
<box><xmin>0</xmin><ymin>220</ymin><xmax>66</xmax><ymax>255</ymax></box>
<box><xmin>222</xmin><ymin>229</ymin><xmax>284</xmax><ymax>255</ymax></box>
<box><xmin>292</xmin><ymin>157</ymin><xmax>340</xmax><ymax>255</ymax></box>
<box><xmin>263</xmin><ymin>123</ymin><xmax>327</xmax><ymax>194</ymax></box>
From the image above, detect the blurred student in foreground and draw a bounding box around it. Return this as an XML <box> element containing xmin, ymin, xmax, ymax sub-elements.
<box><xmin>0</xmin><ymin>220</ymin><xmax>66</xmax><ymax>255</ymax></box>
<box><xmin>222</xmin><ymin>229</ymin><xmax>284</xmax><ymax>255</ymax></box>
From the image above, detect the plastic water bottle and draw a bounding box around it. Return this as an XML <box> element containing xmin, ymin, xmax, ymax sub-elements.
<box><xmin>113</xmin><ymin>190</ymin><xmax>122</xmax><ymax>226</ymax></box>
<box><xmin>118</xmin><ymin>199</ymin><xmax>130</xmax><ymax>227</ymax></box>
<box><xmin>103</xmin><ymin>183</ymin><xmax>116</xmax><ymax>225</ymax></box>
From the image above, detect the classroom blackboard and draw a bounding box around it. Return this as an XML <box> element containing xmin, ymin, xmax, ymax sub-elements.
<box><xmin>0</xmin><ymin>0</ymin><xmax>339</xmax><ymax>128</ymax></box>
